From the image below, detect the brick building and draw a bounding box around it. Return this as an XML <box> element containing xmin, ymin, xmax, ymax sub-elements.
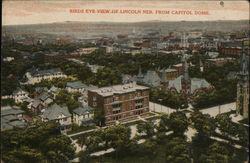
<box><xmin>204</xmin><ymin>58</ymin><xmax>236</xmax><ymax>69</ymax></box>
<box><xmin>88</xmin><ymin>82</ymin><xmax>150</xmax><ymax>125</ymax></box>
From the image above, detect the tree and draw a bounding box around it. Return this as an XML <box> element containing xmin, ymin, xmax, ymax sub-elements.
<box><xmin>43</xmin><ymin>136</ymin><xmax>75</xmax><ymax>163</ymax></box>
<box><xmin>190</xmin><ymin>111</ymin><xmax>216</xmax><ymax>138</ymax></box>
<box><xmin>236</xmin><ymin>125</ymin><xmax>248</xmax><ymax>145</ymax></box>
<box><xmin>93</xmin><ymin>107</ymin><xmax>105</xmax><ymax>126</ymax></box>
<box><xmin>200</xmin><ymin>142</ymin><xmax>230</xmax><ymax>163</ymax></box>
<box><xmin>165</xmin><ymin>137</ymin><xmax>191</xmax><ymax>163</ymax></box>
<box><xmin>3</xmin><ymin>146</ymin><xmax>43</xmax><ymax>163</ymax></box>
<box><xmin>55</xmin><ymin>89</ymin><xmax>81</xmax><ymax>112</ymax></box>
<box><xmin>215</xmin><ymin>114</ymin><xmax>237</xmax><ymax>138</ymax></box>
<box><xmin>167</xmin><ymin>112</ymin><xmax>189</xmax><ymax>136</ymax></box>
<box><xmin>1</xmin><ymin>121</ymin><xmax>75</xmax><ymax>163</ymax></box>
<box><xmin>102</xmin><ymin>125</ymin><xmax>132</xmax><ymax>153</ymax></box>
<box><xmin>137</xmin><ymin>121</ymin><xmax>155</xmax><ymax>138</ymax></box>
<box><xmin>157</xmin><ymin>115</ymin><xmax>169</xmax><ymax>133</ymax></box>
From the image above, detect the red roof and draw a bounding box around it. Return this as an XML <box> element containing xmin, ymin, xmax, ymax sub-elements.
<box><xmin>23</xmin><ymin>114</ymin><xmax>33</xmax><ymax>121</ymax></box>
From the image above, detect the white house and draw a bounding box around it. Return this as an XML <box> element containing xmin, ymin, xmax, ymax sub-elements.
<box><xmin>23</xmin><ymin>68</ymin><xmax>67</xmax><ymax>84</ymax></box>
<box><xmin>66</xmin><ymin>81</ymin><xmax>88</xmax><ymax>94</ymax></box>
<box><xmin>72</xmin><ymin>105</ymin><xmax>94</xmax><ymax>126</ymax></box>
<box><xmin>42</xmin><ymin>103</ymin><xmax>72</xmax><ymax>131</ymax></box>
<box><xmin>12</xmin><ymin>88</ymin><xmax>29</xmax><ymax>103</ymax></box>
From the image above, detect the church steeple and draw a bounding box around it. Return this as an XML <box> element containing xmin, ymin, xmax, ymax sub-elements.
<box><xmin>137</xmin><ymin>64</ymin><xmax>144</xmax><ymax>79</ymax></box>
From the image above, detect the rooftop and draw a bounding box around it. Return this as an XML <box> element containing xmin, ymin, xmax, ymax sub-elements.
<box><xmin>42</xmin><ymin>103</ymin><xmax>71</xmax><ymax>120</ymax></box>
<box><xmin>73</xmin><ymin>105</ymin><xmax>93</xmax><ymax>115</ymax></box>
<box><xmin>66</xmin><ymin>81</ymin><xmax>88</xmax><ymax>89</ymax></box>
<box><xmin>1</xmin><ymin>106</ymin><xmax>24</xmax><ymax>117</ymax></box>
<box><xmin>89</xmin><ymin>82</ymin><xmax>149</xmax><ymax>97</ymax></box>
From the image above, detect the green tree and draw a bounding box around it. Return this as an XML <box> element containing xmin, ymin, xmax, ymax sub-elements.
<box><xmin>215</xmin><ymin>114</ymin><xmax>237</xmax><ymax>138</ymax></box>
<box><xmin>102</xmin><ymin>125</ymin><xmax>132</xmax><ymax>153</ymax></box>
<box><xmin>165</xmin><ymin>137</ymin><xmax>191</xmax><ymax>163</ymax></box>
<box><xmin>200</xmin><ymin>142</ymin><xmax>230</xmax><ymax>163</ymax></box>
<box><xmin>137</xmin><ymin>121</ymin><xmax>155</xmax><ymax>138</ymax></box>
<box><xmin>190</xmin><ymin>111</ymin><xmax>216</xmax><ymax>138</ymax></box>
<box><xmin>1</xmin><ymin>121</ymin><xmax>75</xmax><ymax>163</ymax></box>
<box><xmin>93</xmin><ymin>107</ymin><xmax>106</xmax><ymax>126</ymax></box>
<box><xmin>167</xmin><ymin>112</ymin><xmax>189</xmax><ymax>136</ymax></box>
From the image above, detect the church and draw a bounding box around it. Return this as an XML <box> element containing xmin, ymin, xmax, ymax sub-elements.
<box><xmin>166</xmin><ymin>54</ymin><xmax>213</xmax><ymax>102</ymax></box>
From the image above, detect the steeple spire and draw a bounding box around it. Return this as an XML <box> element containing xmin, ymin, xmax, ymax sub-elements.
<box><xmin>161</xmin><ymin>68</ymin><xmax>167</xmax><ymax>82</ymax></box>
<box><xmin>137</xmin><ymin>64</ymin><xmax>144</xmax><ymax>79</ymax></box>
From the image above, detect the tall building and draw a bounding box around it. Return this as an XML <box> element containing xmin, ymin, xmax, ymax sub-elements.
<box><xmin>236</xmin><ymin>52</ymin><xmax>249</xmax><ymax>119</ymax></box>
<box><xmin>88</xmin><ymin>82</ymin><xmax>150</xmax><ymax>125</ymax></box>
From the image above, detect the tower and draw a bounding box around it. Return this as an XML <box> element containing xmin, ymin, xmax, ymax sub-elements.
<box><xmin>137</xmin><ymin>64</ymin><xmax>144</xmax><ymax>82</ymax></box>
<box><xmin>236</xmin><ymin>48</ymin><xmax>249</xmax><ymax>118</ymax></box>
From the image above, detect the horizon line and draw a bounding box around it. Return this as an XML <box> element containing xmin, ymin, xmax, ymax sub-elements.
<box><xmin>2</xmin><ymin>19</ymin><xmax>249</xmax><ymax>26</ymax></box>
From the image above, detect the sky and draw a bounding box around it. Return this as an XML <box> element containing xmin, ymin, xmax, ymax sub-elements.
<box><xmin>2</xmin><ymin>0</ymin><xmax>249</xmax><ymax>25</ymax></box>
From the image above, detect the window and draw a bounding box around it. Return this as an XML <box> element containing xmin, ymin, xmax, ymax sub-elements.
<box><xmin>135</xmin><ymin>99</ymin><xmax>144</xmax><ymax>103</ymax></box>
<box><xmin>93</xmin><ymin>96</ymin><xmax>96</xmax><ymax>101</ymax></box>
<box><xmin>63</xmin><ymin>118</ymin><xmax>68</xmax><ymax>122</ymax></box>
<box><xmin>112</xmin><ymin>103</ymin><xmax>121</xmax><ymax>108</ymax></box>
<box><xmin>113</xmin><ymin>110</ymin><xmax>121</xmax><ymax>114</ymax></box>
<box><xmin>93</xmin><ymin>102</ymin><xmax>97</xmax><ymax>107</ymax></box>
<box><xmin>135</xmin><ymin>105</ymin><xmax>143</xmax><ymax>109</ymax></box>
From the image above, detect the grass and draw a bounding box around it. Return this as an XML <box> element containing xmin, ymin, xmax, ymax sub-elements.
<box><xmin>124</xmin><ymin>120</ymin><xmax>144</xmax><ymax>127</ymax></box>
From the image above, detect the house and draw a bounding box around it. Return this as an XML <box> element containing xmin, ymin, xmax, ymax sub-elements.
<box><xmin>72</xmin><ymin>105</ymin><xmax>94</xmax><ymax>126</ymax></box>
<box><xmin>33</xmin><ymin>87</ymin><xmax>48</xmax><ymax>98</ymax></box>
<box><xmin>1</xmin><ymin>106</ymin><xmax>27</xmax><ymax>131</ymax></box>
<box><xmin>204</xmin><ymin>58</ymin><xmax>236</xmax><ymax>69</ymax></box>
<box><xmin>23</xmin><ymin>68</ymin><xmax>67</xmax><ymax>84</ymax></box>
<box><xmin>29</xmin><ymin>99</ymin><xmax>44</xmax><ymax>114</ymax></box>
<box><xmin>66</xmin><ymin>81</ymin><xmax>88</xmax><ymax>94</ymax></box>
<box><xmin>41</xmin><ymin>103</ymin><xmax>72</xmax><ymax>131</ymax></box>
<box><xmin>48</xmin><ymin>85</ymin><xmax>60</xmax><ymax>98</ymax></box>
<box><xmin>12</xmin><ymin>88</ymin><xmax>29</xmax><ymax>103</ymax></box>
<box><xmin>88</xmin><ymin>82</ymin><xmax>150</xmax><ymax>125</ymax></box>
<box><xmin>40</xmin><ymin>93</ymin><xmax>53</xmax><ymax>106</ymax></box>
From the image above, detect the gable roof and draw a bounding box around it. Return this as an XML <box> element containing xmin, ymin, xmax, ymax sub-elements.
<box><xmin>12</xmin><ymin>88</ymin><xmax>28</xmax><ymax>96</ymax></box>
<box><xmin>168</xmin><ymin>75</ymin><xmax>211</xmax><ymax>93</ymax></box>
<box><xmin>42</xmin><ymin>103</ymin><xmax>71</xmax><ymax>120</ymax></box>
<box><xmin>73</xmin><ymin>105</ymin><xmax>93</xmax><ymax>115</ymax></box>
<box><xmin>66</xmin><ymin>81</ymin><xmax>87</xmax><ymax>89</ymax></box>
<box><xmin>40</xmin><ymin>93</ymin><xmax>52</xmax><ymax>102</ymax></box>
<box><xmin>142</xmin><ymin>70</ymin><xmax>161</xmax><ymax>87</ymax></box>
<box><xmin>1</xmin><ymin>106</ymin><xmax>24</xmax><ymax>117</ymax></box>
<box><xmin>49</xmin><ymin>85</ymin><xmax>60</xmax><ymax>93</ymax></box>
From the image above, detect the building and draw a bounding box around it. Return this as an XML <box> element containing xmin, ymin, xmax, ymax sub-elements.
<box><xmin>157</xmin><ymin>68</ymin><xmax>179</xmax><ymax>81</ymax></box>
<box><xmin>204</xmin><ymin>58</ymin><xmax>236</xmax><ymax>69</ymax></box>
<box><xmin>23</xmin><ymin>68</ymin><xmax>66</xmax><ymax>84</ymax></box>
<box><xmin>88</xmin><ymin>82</ymin><xmax>150</xmax><ymax>125</ymax></box>
<box><xmin>171</xmin><ymin>63</ymin><xmax>184</xmax><ymax>76</ymax></box>
<box><xmin>41</xmin><ymin>103</ymin><xmax>72</xmax><ymax>131</ymax></box>
<box><xmin>1</xmin><ymin>106</ymin><xmax>27</xmax><ymax>131</ymax></box>
<box><xmin>236</xmin><ymin>53</ymin><xmax>249</xmax><ymax>119</ymax></box>
<box><xmin>167</xmin><ymin>55</ymin><xmax>213</xmax><ymax>102</ymax></box>
<box><xmin>140</xmin><ymin>70</ymin><xmax>161</xmax><ymax>87</ymax></box>
<box><xmin>1</xmin><ymin>88</ymin><xmax>30</xmax><ymax>103</ymax></box>
<box><xmin>72</xmin><ymin>105</ymin><xmax>94</xmax><ymax>126</ymax></box>
<box><xmin>66</xmin><ymin>81</ymin><xmax>88</xmax><ymax>94</ymax></box>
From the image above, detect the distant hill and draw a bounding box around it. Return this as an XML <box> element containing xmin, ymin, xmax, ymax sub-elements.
<box><xmin>2</xmin><ymin>20</ymin><xmax>249</xmax><ymax>38</ymax></box>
